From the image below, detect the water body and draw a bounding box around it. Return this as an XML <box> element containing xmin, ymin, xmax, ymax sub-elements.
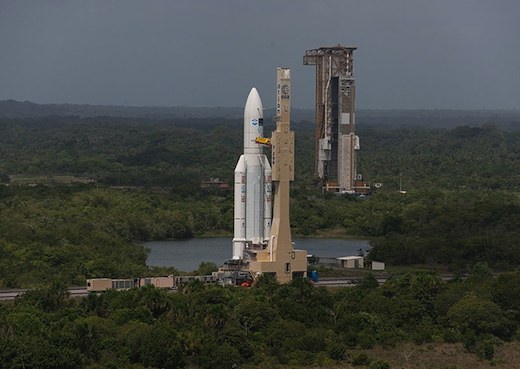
<box><xmin>145</xmin><ymin>238</ymin><xmax>369</xmax><ymax>272</ymax></box>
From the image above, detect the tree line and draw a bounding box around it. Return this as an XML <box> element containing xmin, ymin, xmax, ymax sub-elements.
<box><xmin>1</xmin><ymin>116</ymin><xmax>520</xmax><ymax>287</ymax></box>
<box><xmin>2</xmin><ymin>117</ymin><xmax>520</xmax><ymax>191</ymax></box>
<box><xmin>1</xmin><ymin>115</ymin><xmax>520</xmax><ymax>367</ymax></box>
<box><xmin>1</xmin><ymin>265</ymin><xmax>519</xmax><ymax>368</ymax></box>
<box><xmin>2</xmin><ymin>183</ymin><xmax>519</xmax><ymax>287</ymax></box>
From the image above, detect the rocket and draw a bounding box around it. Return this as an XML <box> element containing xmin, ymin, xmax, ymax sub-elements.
<box><xmin>232</xmin><ymin>88</ymin><xmax>272</xmax><ymax>259</ymax></box>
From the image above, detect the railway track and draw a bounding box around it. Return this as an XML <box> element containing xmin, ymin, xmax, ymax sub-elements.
<box><xmin>315</xmin><ymin>277</ymin><xmax>387</xmax><ymax>287</ymax></box>
<box><xmin>0</xmin><ymin>287</ymin><xmax>89</xmax><ymax>301</ymax></box>
<box><xmin>0</xmin><ymin>274</ymin><xmax>461</xmax><ymax>301</ymax></box>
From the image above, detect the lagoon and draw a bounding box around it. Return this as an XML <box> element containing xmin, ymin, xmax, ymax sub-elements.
<box><xmin>145</xmin><ymin>237</ymin><xmax>369</xmax><ymax>272</ymax></box>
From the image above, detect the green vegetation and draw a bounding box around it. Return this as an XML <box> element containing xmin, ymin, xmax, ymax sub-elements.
<box><xmin>0</xmin><ymin>185</ymin><xmax>232</xmax><ymax>287</ymax></box>
<box><xmin>1</xmin><ymin>268</ymin><xmax>519</xmax><ymax>368</ymax></box>
<box><xmin>2</xmin><ymin>183</ymin><xmax>518</xmax><ymax>287</ymax></box>
<box><xmin>366</xmin><ymin>190</ymin><xmax>520</xmax><ymax>270</ymax></box>
<box><xmin>1</xmin><ymin>117</ymin><xmax>520</xmax><ymax>287</ymax></box>
<box><xmin>1</xmin><ymin>112</ymin><xmax>520</xmax><ymax>367</ymax></box>
<box><xmin>2</xmin><ymin>117</ymin><xmax>519</xmax><ymax>190</ymax></box>
<box><xmin>0</xmin><ymin>117</ymin><xmax>246</xmax><ymax>188</ymax></box>
<box><xmin>359</xmin><ymin>124</ymin><xmax>520</xmax><ymax>190</ymax></box>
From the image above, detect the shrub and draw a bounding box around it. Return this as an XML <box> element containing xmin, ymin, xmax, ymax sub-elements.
<box><xmin>370</xmin><ymin>359</ymin><xmax>391</xmax><ymax>369</ymax></box>
<box><xmin>352</xmin><ymin>352</ymin><xmax>371</xmax><ymax>366</ymax></box>
<box><xmin>328</xmin><ymin>342</ymin><xmax>347</xmax><ymax>361</ymax></box>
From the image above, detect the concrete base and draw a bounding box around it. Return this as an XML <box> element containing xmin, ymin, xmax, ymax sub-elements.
<box><xmin>246</xmin><ymin>248</ymin><xmax>307</xmax><ymax>283</ymax></box>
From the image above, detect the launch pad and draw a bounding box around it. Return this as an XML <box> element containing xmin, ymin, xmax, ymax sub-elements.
<box><xmin>225</xmin><ymin>68</ymin><xmax>307</xmax><ymax>283</ymax></box>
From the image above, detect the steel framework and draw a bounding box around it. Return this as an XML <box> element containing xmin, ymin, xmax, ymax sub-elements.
<box><xmin>304</xmin><ymin>45</ymin><xmax>358</xmax><ymax>192</ymax></box>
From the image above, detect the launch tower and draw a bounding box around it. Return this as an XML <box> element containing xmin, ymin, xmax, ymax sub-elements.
<box><xmin>244</xmin><ymin>68</ymin><xmax>308</xmax><ymax>283</ymax></box>
<box><xmin>304</xmin><ymin>45</ymin><xmax>360</xmax><ymax>193</ymax></box>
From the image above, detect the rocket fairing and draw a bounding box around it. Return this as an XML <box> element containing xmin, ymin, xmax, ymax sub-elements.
<box><xmin>232</xmin><ymin>88</ymin><xmax>272</xmax><ymax>260</ymax></box>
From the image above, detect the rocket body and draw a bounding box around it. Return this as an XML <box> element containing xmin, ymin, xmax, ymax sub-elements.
<box><xmin>232</xmin><ymin>88</ymin><xmax>272</xmax><ymax>259</ymax></box>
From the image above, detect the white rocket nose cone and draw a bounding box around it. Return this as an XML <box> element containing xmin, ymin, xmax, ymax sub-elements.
<box><xmin>244</xmin><ymin>87</ymin><xmax>263</xmax><ymax>120</ymax></box>
<box><xmin>243</xmin><ymin>87</ymin><xmax>264</xmax><ymax>153</ymax></box>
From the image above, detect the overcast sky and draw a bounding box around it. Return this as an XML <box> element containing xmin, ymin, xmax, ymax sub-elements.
<box><xmin>1</xmin><ymin>0</ymin><xmax>519</xmax><ymax>109</ymax></box>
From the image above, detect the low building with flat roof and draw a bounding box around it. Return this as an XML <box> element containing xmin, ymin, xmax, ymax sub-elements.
<box><xmin>337</xmin><ymin>256</ymin><xmax>364</xmax><ymax>269</ymax></box>
<box><xmin>371</xmin><ymin>261</ymin><xmax>385</xmax><ymax>271</ymax></box>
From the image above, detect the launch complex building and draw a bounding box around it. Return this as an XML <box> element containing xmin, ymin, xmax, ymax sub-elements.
<box><xmin>228</xmin><ymin>44</ymin><xmax>368</xmax><ymax>282</ymax></box>
<box><xmin>304</xmin><ymin>45</ymin><xmax>368</xmax><ymax>194</ymax></box>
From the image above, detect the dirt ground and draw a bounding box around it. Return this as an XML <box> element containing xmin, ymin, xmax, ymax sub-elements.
<box><xmin>335</xmin><ymin>342</ymin><xmax>520</xmax><ymax>369</ymax></box>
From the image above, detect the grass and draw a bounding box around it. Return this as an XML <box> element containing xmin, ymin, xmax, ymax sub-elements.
<box><xmin>362</xmin><ymin>342</ymin><xmax>520</xmax><ymax>369</ymax></box>
<box><xmin>269</xmin><ymin>342</ymin><xmax>520</xmax><ymax>369</ymax></box>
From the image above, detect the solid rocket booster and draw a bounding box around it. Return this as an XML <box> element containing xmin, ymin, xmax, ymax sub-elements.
<box><xmin>232</xmin><ymin>88</ymin><xmax>272</xmax><ymax>259</ymax></box>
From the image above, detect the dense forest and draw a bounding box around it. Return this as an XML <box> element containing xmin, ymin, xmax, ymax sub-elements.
<box><xmin>1</xmin><ymin>112</ymin><xmax>520</xmax><ymax>368</ymax></box>
<box><xmin>2</xmin><ymin>184</ymin><xmax>519</xmax><ymax>288</ymax></box>
<box><xmin>360</xmin><ymin>124</ymin><xmax>520</xmax><ymax>190</ymax></box>
<box><xmin>1</xmin><ymin>116</ymin><xmax>520</xmax><ymax>190</ymax></box>
<box><xmin>2</xmin><ymin>267</ymin><xmax>520</xmax><ymax>368</ymax></box>
<box><xmin>1</xmin><ymin>115</ymin><xmax>520</xmax><ymax>288</ymax></box>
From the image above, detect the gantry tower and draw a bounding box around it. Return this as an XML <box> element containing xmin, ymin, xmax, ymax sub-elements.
<box><xmin>246</xmin><ymin>68</ymin><xmax>307</xmax><ymax>283</ymax></box>
<box><xmin>304</xmin><ymin>45</ymin><xmax>359</xmax><ymax>192</ymax></box>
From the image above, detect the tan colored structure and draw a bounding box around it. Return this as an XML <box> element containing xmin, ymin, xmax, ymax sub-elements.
<box><xmin>246</xmin><ymin>68</ymin><xmax>307</xmax><ymax>283</ymax></box>
<box><xmin>86</xmin><ymin>278</ymin><xmax>112</xmax><ymax>291</ymax></box>
<box><xmin>139</xmin><ymin>276</ymin><xmax>174</xmax><ymax>289</ymax></box>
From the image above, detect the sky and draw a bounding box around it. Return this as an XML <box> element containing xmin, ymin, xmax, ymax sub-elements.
<box><xmin>1</xmin><ymin>0</ymin><xmax>519</xmax><ymax>109</ymax></box>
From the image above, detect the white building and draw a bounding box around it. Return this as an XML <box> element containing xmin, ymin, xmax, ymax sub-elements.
<box><xmin>371</xmin><ymin>261</ymin><xmax>386</xmax><ymax>271</ymax></box>
<box><xmin>337</xmin><ymin>256</ymin><xmax>364</xmax><ymax>269</ymax></box>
